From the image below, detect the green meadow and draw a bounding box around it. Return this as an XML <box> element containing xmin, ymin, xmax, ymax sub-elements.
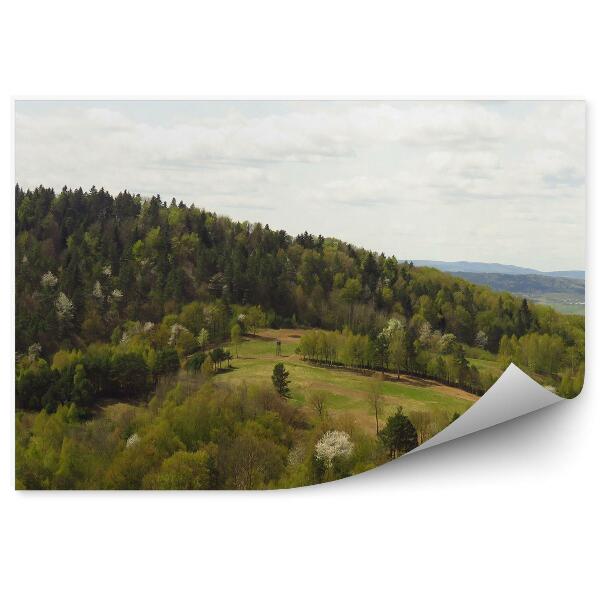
<box><xmin>182</xmin><ymin>330</ymin><xmax>478</xmax><ymax>436</ymax></box>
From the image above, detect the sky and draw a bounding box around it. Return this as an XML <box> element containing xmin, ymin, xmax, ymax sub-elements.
<box><xmin>15</xmin><ymin>100</ymin><xmax>586</xmax><ymax>271</ymax></box>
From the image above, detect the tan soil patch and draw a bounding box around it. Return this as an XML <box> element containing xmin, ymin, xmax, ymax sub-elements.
<box><xmin>254</xmin><ymin>328</ymin><xmax>306</xmax><ymax>343</ymax></box>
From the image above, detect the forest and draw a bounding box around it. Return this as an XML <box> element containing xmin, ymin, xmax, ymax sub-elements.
<box><xmin>15</xmin><ymin>185</ymin><xmax>585</xmax><ymax>489</ymax></box>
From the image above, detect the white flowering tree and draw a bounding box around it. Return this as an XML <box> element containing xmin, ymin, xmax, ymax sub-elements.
<box><xmin>418</xmin><ymin>321</ymin><xmax>433</xmax><ymax>346</ymax></box>
<box><xmin>55</xmin><ymin>292</ymin><xmax>74</xmax><ymax>321</ymax></box>
<box><xmin>27</xmin><ymin>342</ymin><xmax>42</xmax><ymax>362</ymax></box>
<box><xmin>119</xmin><ymin>321</ymin><xmax>155</xmax><ymax>346</ymax></box>
<box><xmin>440</xmin><ymin>333</ymin><xmax>458</xmax><ymax>354</ymax></box>
<box><xmin>287</xmin><ymin>445</ymin><xmax>304</xmax><ymax>466</ymax></box>
<box><xmin>385</xmin><ymin>318</ymin><xmax>407</xmax><ymax>379</ymax></box>
<box><xmin>41</xmin><ymin>271</ymin><xmax>58</xmax><ymax>288</ymax></box>
<box><xmin>382</xmin><ymin>317</ymin><xmax>405</xmax><ymax>339</ymax></box>
<box><xmin>92</xmin><ymin>280</ymin><xmax>103</xmax><ymax>299</ymax></box>
<box><xmin>197</xmin><ymin>328</ymin><xmax>210</xmax><ymax>350</ymax></box>
<box><xmin>475</xmin><ymin>330</ymin><xmax>488</xmax><ymax>349</ymax></box>
<box><xmin>126</xmin><ymin>433</ymin><xmax>140</xmax><ymax>448</ymax></box>
<box><xmin>169</xmin><ymin>323</ymin><xmax>190</xmax><ymax>346</ymax></box>
<box><xmin>315</xmin><ymin>430</ymin><xmax>354</xmax><ymax>469</ymax></box>
<box><xmin>105</xmin><ymin>289</ymin><xmax>123</xmax><ymax>325</ymax></box>
<box><xmin>430</xmin><ymin>329</ymin><xmax>443</xmax><ymax>352</ymax></box>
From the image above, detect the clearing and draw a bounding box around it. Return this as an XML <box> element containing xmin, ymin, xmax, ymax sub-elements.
<box><xmin>180</xmin><ymin>328</ymin><xmax>478</xmax><ymax>436</ymax></box>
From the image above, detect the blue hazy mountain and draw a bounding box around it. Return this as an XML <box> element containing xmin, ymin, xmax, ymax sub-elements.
<box><xmin>411</xmin><ymin>260</ymin><xmax>584</xmax><ymax>280</ymax></box>
<box><xmin>546</xmin><ymin>270</ymin><xmax>586</xmax><ymax>280</ymax></box>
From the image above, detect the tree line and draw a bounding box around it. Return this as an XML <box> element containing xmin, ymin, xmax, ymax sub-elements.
<box><xmin>297</xmin><ymin>325</ymin><xmax>485</xmax><ymax>394</ymax></box>
<box><xmin>16</xmin><ymin>184</ymin><xmax>584</xmax><ymax>403</ymax></box>
<box><xmin>15</xmin><ymin>374</ymin><xmax>420</xmax><ymax>490</ymax></box>
<box><xmin>14</xmin><ymin>298</ymin><xmax>257</xmax><ymax>413</ymax></box>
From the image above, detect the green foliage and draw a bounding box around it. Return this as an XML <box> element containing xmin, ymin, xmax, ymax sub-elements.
<box><xmin>379</xmin><ymin>407</ymin><xmax>418</xmax><ymax>458</ymax></box>
<box><xmin>16</xmin><ymin>185</ymin><xmax>583</xmax><ymax>402</ymax></box>
<box><xmin>186</xmin><ymin>351</ymin><xmax>206</xmax><ymax>374</ymax></box>
<box><xmin>209</xmin><ymin>347</ymin><xmax>230</xmax><ymax>369</ymax></box>
<box><xmin>558</xmin><ymin>365</ymin><xmax>584</xmax><ymax>399</ymax></box>
<box><xmin>14</xmin><ymin>185</ymin><xmax>585</xmax><ymax>489</ymax></box>
<box><xmin>153</xmin><ymin>348</ymin><xmax>180</xmax><ymax>381</ymax></box>
<box><xmin>200</xmin><ymin>355</ymin><xmax>215</xmax><ymax>378</ymax></box>
<box><xmin>18</xmin><ymin>380</ymin><xmax>387</xmax><ymax>490</ymax></box>
<box><xmin>16</xmin><ymin>360</ymin><xmax>56</xmax><ymax>410</ymax></box>
<box><xmin>245</xmin><ymin>306</ymin><xmax>268</xmax><ymax>335</ymax></box>
<box><xmin>147</xmin><ymin>450</ymin><xmax>211</xmax><ymax>490</ymax></box>
<box><xmin>110</xmin><ymin>352</ymin><xmax>150</xmax><ymax>397</ymax></box>
<box><xmin>498</xmin><ymin>329</ymin><xmax>583</xmax><ymax>396</ymax></box>
<box><xmin>230</xmin><ymin>323</ymin><xmax>242</xmax><ymax>357</ymax></box>
<box><xmin>297</xmin><ymin>325</ymin><xmax>483</xmax><ymax>393</ymax></box>
<box><xmin>17</xmin><ymin>186</ymin><xmax>581</xmax><ymax>355</ymax></box>
<box><xmin>272</xmin><ymin>362</ymin><xmax>291</xmax><ymax>398</ymax></box>
<box><xmin>71</xmin><ymin>364</ymin><xmax>93</xmax><ymax>408</ymax></box>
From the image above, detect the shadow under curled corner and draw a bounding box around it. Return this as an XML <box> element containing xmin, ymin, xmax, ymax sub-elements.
<box><xmin>288</xmin><ymin>363</ymin><xmax>570</xmax><ymax>493</ymax></box>
<box><xmin>409</xmin><ymin>363</ymin><xmax>563</xmax><ymax>454</ymax></box>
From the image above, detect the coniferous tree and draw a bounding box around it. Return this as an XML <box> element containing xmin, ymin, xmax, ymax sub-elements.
<box><xmin>271</xmin><ymin>362</ymin><xmax>291</xmax><ymax>398</ymax></box>
<box><xmin>379</xmin><ymin>407</ymin><xmax>418</xmax><ymax>458</ymax></box>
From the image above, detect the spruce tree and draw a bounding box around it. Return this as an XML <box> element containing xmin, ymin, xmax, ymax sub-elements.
<box><xmin>271</xmin><ymin>362</ymin><xmax>291</xmax><ymax>398</ymax></box>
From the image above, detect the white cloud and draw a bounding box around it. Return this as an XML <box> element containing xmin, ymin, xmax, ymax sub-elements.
<box><xmin>14</xmin><ymin>100</ymin><xmax>585</xmax><ymax>270</ymax></box>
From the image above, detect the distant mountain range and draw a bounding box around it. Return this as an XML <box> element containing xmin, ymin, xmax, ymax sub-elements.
<box><xmin>411</xmin><ymin>260</ymin><xmax>585</xmax><ymax>280</ymax></box>
<box><xmin>409</xmin><ymin>260</ymin><xmax>584</xmax><ymax>315</ymax></box>
<box><xmin>451</xmin><ymin>271</ymin><xmax>584</xmax><ymax>296</ymax></box>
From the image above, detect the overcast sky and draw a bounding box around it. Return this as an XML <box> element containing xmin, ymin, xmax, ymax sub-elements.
<box><xmin>15</xmin><ymin>100</ymin><xmax>585</xmax><ymax>271</ymax></box>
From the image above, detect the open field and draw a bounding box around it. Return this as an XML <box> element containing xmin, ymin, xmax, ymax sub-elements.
<box><xmin>180</xmin><ymin>328</ymin><xmax>477</xmax><ymax>436</ymax></box>
<box><xmin>448</xmin><ymin>271</ymin><xmax>585</xmax><ymax>315</ymax></box>
<box><xmin>544</xmin><ymin>302</ymin><xmax>585</xmax><ymax>316</ymax></box>
<box><xmin>467</xmin><ymin>357</ymin><xmax>504</xmax><ymax>380</ymax></box>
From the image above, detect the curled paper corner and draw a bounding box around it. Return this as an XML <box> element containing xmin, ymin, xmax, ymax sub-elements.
<box><xmin>409</xmin><ymin>363</ymin><xmax>563</xmax><ymax>454</ymax></box>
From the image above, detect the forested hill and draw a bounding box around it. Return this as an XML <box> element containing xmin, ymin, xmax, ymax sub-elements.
<box><xmin>15</xmin><ymin>185</ymin><xmax>584</xmax><ymax>397</ymax></box>
<box><xmin>450</xmin><ymin>272</ymin><xmax>585</xmax><ymax>313</ymax></box>
<box><xmin>451</xmin><ymin>272</ymin><xmax>585</xmax><ymax>296</ymax></box>
<box><xmin>411</xmin><ymin>260</ymin><xmax>585</xmax><ymax>280</ymax></box>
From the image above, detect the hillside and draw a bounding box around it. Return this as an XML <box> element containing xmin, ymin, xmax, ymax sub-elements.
<box><xmin>451</xmin><ymin>272</ymin><xmax>585</xmax><ymax>315</ymax></box>
<box><xmin>208</xmin><ymin>329</ymin><xmax>476</xmax><ymax>435</ymax></box>
<box><xmin>411</xmin><ymin>259</ymin><xmax>585</xmax><ymax>280</ymax></box>
<box><xmin>547</xmin><ymin>270</ymin><xmax>586</xmax><ymax>280</ymax></box>
<box><xmin>15</xmin><ymin>185</ymin><xmax>585</xmax><ymax>403</ymax></box>
<box><xmin>14</xmin><ymin>185</ymin><xmax>586</xmax><ymax>489</ymax></box>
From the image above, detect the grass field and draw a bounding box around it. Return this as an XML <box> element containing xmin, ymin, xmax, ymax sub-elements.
<box><xmin>545</xmin><ymin>302</ymin><xmax>585</xmax><ymax>316</ymax></box>
<box><xmin>180</xmin><ymin>328</ymin><xmax>478</xmax><ymax>436</ymax></box>
<box><xmin>467</xmin><ymin>357</ymin><xmax>504</xmax><ymax>379</ymax></box>
<box><xmin>533</xmin><ymin>293</ymin><xmax>585</xmax><ymax>315</ymax></box>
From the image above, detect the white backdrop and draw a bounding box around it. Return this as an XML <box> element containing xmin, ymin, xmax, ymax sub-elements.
<box><xmin>1</xmin><ymin>2</ymin><xmax>597</xmax><ymax>599</ymax></box>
